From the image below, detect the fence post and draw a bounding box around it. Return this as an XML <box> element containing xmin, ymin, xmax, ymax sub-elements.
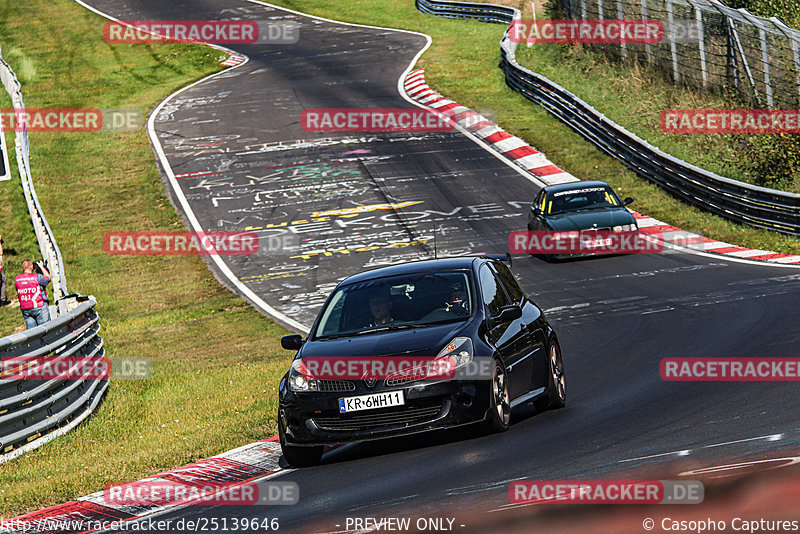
<box><xmin>694</xmin><ymin>3</ymin><xmax>708</xmax><ymax>88</ymax></box>
<box><xmin>758</xmin><ymin>27</ymin><xmax>773</xmax><ymax>107</ymax></box>
<box><xmin>640</xmin><ymin>0</ymin><xmax>653</xmax><ymax>65</ymax></box>
<box><xmin>666</xmin><ymin>0</ymin><xmax>680</xmax><ymax>83</ymax></box>
<box><xmin>728</xmin><ymin>17</ymin><xmax>761</xmax><ymax>105</ymax></box>
<box><xmin>617</xmin><ymin>0</ymin><xmax>627</xmax><ymax>60</ymax></box>
<box><xmin>735</xmin><ymin>8</ymin><xmax>773</xmax><ymax>107</ymax></box>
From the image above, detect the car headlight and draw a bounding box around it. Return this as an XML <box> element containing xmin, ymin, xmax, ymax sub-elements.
<box><xmin>613</xmin><ymin>224</ymin><xmax>637</xmax><ymax>231</ymax></box>
<box><xmin>435</xmin><ymin>337</ymin><xmax>473</xmax><ymax>372</ymax></box>
<box><xmin>287</xmin><ymin>358</ymin><xmax>318</xmax><ymax>392</ymax></box>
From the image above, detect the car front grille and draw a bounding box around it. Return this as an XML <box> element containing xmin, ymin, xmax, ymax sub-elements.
<box><xmin>385</xmin><ymin>376</ymin><xmax>417</xmax><ymax>387</ymax></box>
<box><xmin>317</xmin><ymin>380</ymin><xmax>356</xmax><ymax>392</ymax></box>
<box><xmin>312</xmin><ymin>401</ymin><xmax>444</xmax><ymax>431</ymax></box>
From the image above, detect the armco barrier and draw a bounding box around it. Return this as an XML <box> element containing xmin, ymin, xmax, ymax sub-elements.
<box><xmin>0</xmin><ymin>298</ymin><xmax>107</xmax><ymax>463</ymax></box>
<box><xmin>0</xmin><ymin>49</ymin><xmax>69</xmax><ymax>306</ymax></box>
<box><xmin>416</xmin><ymin>0</ymin><xmax>800</xmax><ymax>236</ymax></box>
<box><xmin>0</xmin><ymin>48</ymin><xmax>106</xmax><ymax>461</ymax></box>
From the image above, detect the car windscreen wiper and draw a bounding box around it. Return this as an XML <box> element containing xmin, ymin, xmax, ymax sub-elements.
<box><xmin>314</xmin><ymin>333</ymin><xmax>356</xmax><ymax>340</ymax></box>
<box><xmin>424</xmin><ymin>316</ymin><xmax>470</xmax><ymax>326</ymax></box>
<box><xmin>354</xmin><ymin>324</ymin><xmax>426</xmax><ymax>335</ymax></box>
<box><xmin>566</xmin><ymin>205</ymin><xmax>616</xmax><ymax>213</ymax></box>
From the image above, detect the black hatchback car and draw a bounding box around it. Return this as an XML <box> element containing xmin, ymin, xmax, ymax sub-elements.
<box><xmin>277</xmin><ymin>256</ymin><xmax>566</xmax><ymax>467</ymax></box>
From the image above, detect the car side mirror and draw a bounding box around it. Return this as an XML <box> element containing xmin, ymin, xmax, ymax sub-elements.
<box><xmin>623</xmin><ymin>197</ymin><xmax>634</xmax><ymax>206</ymax></box>
<box><xmin>281</xmin><ymin>334</ymin><xmax>304</xmax><ymax>351</ymax></box>
<box><xmin>488</xmin><ymin>305</ymin><xmax>522</xmax><ymax>328</ymax></box>
<box><xmin>532</xmin><ymin>206</ymin><xmax>542</xmax><ymax>216</ymax></box>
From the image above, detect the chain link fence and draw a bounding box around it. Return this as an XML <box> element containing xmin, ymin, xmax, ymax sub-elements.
<box><xmin>554</xmin><ymin>0</ymin><xmax>800</xmax><ymax>108</ymax></box>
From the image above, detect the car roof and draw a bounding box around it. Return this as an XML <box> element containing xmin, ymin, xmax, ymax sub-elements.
<box><xmin>339</xmin><ymin>256</ymin><xmax>482</xmax><ymax>286</ymax></box>
<box><xmin>542</xmin><ymin>180</ymin><xmax>611</xmax><ymax>194</ymax></box>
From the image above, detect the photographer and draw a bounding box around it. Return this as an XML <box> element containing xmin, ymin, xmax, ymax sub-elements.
<box><xmin>14</xmin><ymin>259</ymin><xmax>51</xmax><ymax>329</ymax></box>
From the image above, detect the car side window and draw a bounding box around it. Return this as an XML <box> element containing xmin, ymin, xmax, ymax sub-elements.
<box><xmin>479</xmin><ymin>265</ymin><xmax>510</xmax><ymax>316</ymax></box>
<box><xmin>491</xmin><ymin>262</ymin><xmax>524</xmax><ymax>304</ymax></box>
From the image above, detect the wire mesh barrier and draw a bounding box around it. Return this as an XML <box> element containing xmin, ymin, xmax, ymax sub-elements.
<box><xmin>0</xmin><ymin>49</ymin><xmax>107</xmax><ymax>461</ymax></box>
<box><xmin>416</xmin><ymin>0</ymin><xmax>800</xmax><ymax>235</ymax></box>
<box><xmin>557</xmin><ymin>0</ymin><xmax>800</xmax><ymax>109</ymax></box>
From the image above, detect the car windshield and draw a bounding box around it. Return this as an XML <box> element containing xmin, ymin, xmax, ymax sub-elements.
<box><xmin>313</xmin><ymin>271</ymin><xmax>473</xmax><ymax>339</ymax></box>
<box><xmin>546</xmin><ymin>186</ymin><xmax>621</xmax><ymax>215</ymax></box>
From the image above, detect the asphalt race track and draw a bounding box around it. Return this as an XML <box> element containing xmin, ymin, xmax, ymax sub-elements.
<box><xmin>79</xmin><ymin>0</ymin><xmax>800</xmax><ymax>532</ymax></box>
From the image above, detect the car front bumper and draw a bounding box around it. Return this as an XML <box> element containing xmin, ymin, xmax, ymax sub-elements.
<box><xmin>279</xmin><ymin>378</ymin><xmax>492</xmax><ymax>446</ymax></box>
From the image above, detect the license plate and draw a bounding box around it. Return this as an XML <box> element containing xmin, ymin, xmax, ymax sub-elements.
<box><xmin>582</xmin><ymin>237</ymin><xmax>613</xmax><ymax>249</ymax></box>
<box><xmin>338</xmin><ymin>391</ymin><xmax>405</xmax><ymax>413</ymax></box>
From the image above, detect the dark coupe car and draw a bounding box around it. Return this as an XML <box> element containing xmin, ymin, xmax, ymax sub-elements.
<box><xmin>277</xmin><ymin>256</ymin><xmax>566</xmax><ymax>467</ymax></box>
<box><xmin>529</xmin><ymin>181</ymin><xmax>637</xmax><ymax>230</ymax></box>
<box><xmin>527</xmin><ymin>181</ymin><xmax>638</xmax><ymax>260</ymax></box>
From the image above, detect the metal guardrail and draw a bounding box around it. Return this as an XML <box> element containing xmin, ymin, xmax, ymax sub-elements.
<box><xmin>0</xmin><ymin>49</ymin><xmax>70</xmax><ymax>304</ymax></box>
<box><xmin>416</xmin><ymin>0</ymin><xmax>800</xmax><ymax>236</ymax></box>
<box><xmin>0</xmin><ymin>49</ymin><xmax>106</xmax><ymax>462</ymax></box>
<box><xmin>0</xmin><ymin>298</ymin><xmax>107</xmax><ymax>463</ymax></box>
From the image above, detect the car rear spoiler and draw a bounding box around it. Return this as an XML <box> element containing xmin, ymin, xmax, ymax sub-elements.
<box><xmin>465</xmin><ymin>253</ymin><xmax>513</xmax><ymax>266</ymax></box>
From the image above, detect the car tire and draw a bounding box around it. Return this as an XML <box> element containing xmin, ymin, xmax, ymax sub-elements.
<box><xmin>279</xmin><ymin>423</ymin><xmax>324</xmax><ymax>467</ymax></box>
<box><xmin>534</xmin><ymin>338</ymin><xmax>566</xmax><ymax>411</ymax></box>
<box><xmin>486</xmin><ymin>359</ymin><xmax>511</xmax><ymax>432</ymax></box>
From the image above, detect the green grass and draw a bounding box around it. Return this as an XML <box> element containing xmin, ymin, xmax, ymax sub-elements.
<box><xmin>1</xmin><ymin>0</ymin><xmax>799</xmax><ymax>518</ymax></box>
<box><xmin>0</xmin><ymin>0</ymin><xmax>292</xmax><ymax>516</ymax></box>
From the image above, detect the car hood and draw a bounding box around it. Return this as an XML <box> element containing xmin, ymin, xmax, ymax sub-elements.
<box><xmin>546</xmin><ymin>207</ymin><xmax>635</xmax><ymax>231</ymax></box>
<box><xmin>300</xmin><ymin>321</ymin><xmax>470</xmax><ymax>359</ymax></box>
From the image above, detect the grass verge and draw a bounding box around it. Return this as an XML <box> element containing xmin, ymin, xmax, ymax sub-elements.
<box><xmin>0</xmin><ymin>0</ymin><xmax>291</xmax><ymax>516</ymax></box>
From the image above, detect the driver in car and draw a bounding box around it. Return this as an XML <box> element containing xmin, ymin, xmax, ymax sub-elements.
<box><xmin>367</xmin><ymin>287</ymin><xmax>394</xmax><ymax>327</ymax></box>
<box><xmin>444</xmin><ymin>282</ymin><xmax>469</xmax><ymax>315</ymax></box>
